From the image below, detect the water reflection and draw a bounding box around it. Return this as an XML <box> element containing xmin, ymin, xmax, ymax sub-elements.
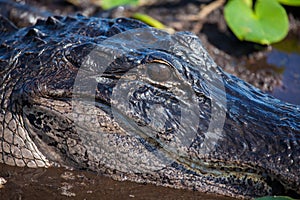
<box><xmin>245</xmin><ymin>33</ymin><xmax>300</xmax><ymax>105</ymax></box>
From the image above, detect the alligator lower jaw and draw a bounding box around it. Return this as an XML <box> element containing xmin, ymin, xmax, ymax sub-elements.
<box><xmin>103</xmin><ymin>157</ymin><xmax>270</xmax><ymax>199</ymax></box>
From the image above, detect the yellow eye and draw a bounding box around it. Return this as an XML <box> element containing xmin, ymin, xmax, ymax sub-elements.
<box><xmin>146</xmin><ymin>61</ymin><xmax>172</xmax><ymax>82</ymax></box>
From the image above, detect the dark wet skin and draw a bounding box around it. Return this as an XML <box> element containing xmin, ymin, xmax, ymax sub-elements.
<box><xmin>0</xmin><ymin>1</ymin><xmax>300</xmax><ymax>199</ymax></box>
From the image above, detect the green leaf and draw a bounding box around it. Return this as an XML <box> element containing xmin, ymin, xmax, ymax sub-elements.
<box><xmin>131</xmin><ymin>13</ymin><xmax>175</xmax><ymax>34</ymax></box>
<box><xmin>255</xmin><ymin>196</ymin><xmax>295</xmax><ymax>200</ymax></box>
<box><xmin>277</xmin><ymin>0</ymin><xmax>300</xmax><ymax>6</ymax></box>
<box><xmin>224</xmin><ymin>0</ymin><xmax>289</xmax><ymax>44</ymax></box>
<box><xmin>101</xmin><ymin>0</ymin><xmax>139</xmax><ymax>10</ymax></box>
<box><xmin>132</xmin><ymin>13</ymin><xmax>165</xmax><ymax>29</ymax></box>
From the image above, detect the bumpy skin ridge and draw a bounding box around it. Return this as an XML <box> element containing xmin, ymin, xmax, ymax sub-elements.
<box><xmin>0</xmin><ymin>14</ymin><xmax>299</xmax><ymax>199</ymax></box>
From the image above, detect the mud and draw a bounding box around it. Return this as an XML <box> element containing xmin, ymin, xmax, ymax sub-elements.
<box><xmin>0</xmin><ymin>164</ymin><xmax>236</xmax><ymax>200</ymax></box>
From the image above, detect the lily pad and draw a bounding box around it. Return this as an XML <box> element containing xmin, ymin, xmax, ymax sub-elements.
<box><xmin>224</xmin><ymin>0</ymin><xmax>289</xmax><ymax>44</ymax></box>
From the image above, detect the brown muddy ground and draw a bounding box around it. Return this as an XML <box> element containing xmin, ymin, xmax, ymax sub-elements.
<box><xmin>0</xmin><ymin>163</ymin><xmax>236</xmax><ymax>200</ymax></box>
<box><xmin>0</xmin><ymin>0</ymin><xmax>300</xmax><ymax>200</ymax></box>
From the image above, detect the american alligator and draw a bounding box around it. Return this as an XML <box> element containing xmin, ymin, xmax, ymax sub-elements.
<box><xmin>0</xmin><ymin>12</ymin><xmax>299</xmax><ymax>199</ymax></box>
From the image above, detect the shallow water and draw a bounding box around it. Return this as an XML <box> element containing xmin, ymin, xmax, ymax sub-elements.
<box><xmin>269</xmin><ymin>35</ymin><xmax>300</xmax><ymax>105</ymax></box>
<box><xmin>246</xmin><ymin>34</ymin><xmax>300</xmax><ymax>105</ymax></box>
<box><xmin>0</xmin><ymin>164</ymin><xmax>236</xmax><ymax>200</ymax></box>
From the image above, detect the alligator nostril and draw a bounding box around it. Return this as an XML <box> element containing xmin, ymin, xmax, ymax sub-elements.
<box><xmin>146</xmin><ymin>62</ymin><xmax>172</xmax><ymax>82</ymax></box>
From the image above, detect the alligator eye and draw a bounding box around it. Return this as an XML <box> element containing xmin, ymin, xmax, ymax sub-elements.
<box><xmin>146</xmin><ymin>61</ymin><xmax>172</xmax><ymax>82</ymax></box>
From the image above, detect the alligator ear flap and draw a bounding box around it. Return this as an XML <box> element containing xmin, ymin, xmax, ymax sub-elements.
<box><xmin>0</xmin><ymin>15</ymin><xmax>18</xmax><ymax>33</ymax></box>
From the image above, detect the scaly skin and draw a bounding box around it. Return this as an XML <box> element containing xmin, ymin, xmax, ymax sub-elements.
<box><xmin>0</xmin><ymin>14</ymin><xmax>299</xmax><ymax>199</ymax></box>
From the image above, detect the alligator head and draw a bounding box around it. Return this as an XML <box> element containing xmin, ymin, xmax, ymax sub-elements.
<box><xmin>0</xmin><ymin>15</ymin><xmax>299</xmax><ymax>199</ymax></box>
